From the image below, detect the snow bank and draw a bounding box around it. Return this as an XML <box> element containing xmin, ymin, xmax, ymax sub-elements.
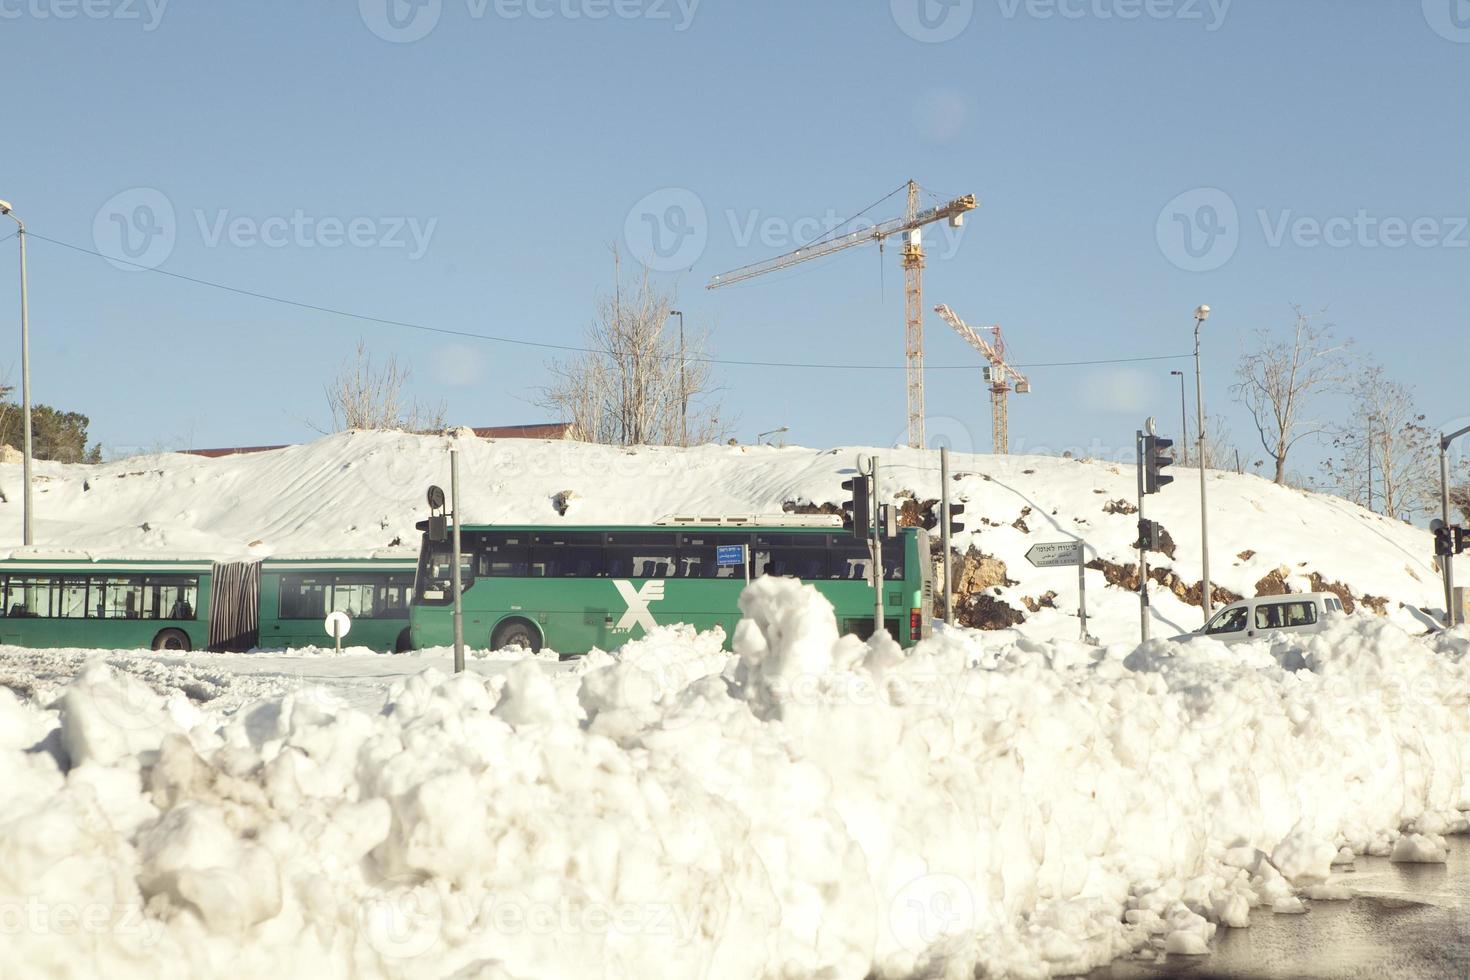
<box><xmin>3</xmin><ymin>579</ymin><xmax>1469</xmax><ymax>978</ymax></box>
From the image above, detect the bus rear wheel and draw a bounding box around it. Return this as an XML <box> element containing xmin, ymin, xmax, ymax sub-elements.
<box><xmin>394</xmin><ymin>628</ymin><xmax>413</xmax><ymax>654</ymax></box>
<box><xmin>491</xmin><ymin>619</ymin><xmax>542</xmax><ymax>654</ymax></box>
<box><xmin>152</xmin><ymin>629</ymin><xmax>191</xmax><ymax>652</ymax></box>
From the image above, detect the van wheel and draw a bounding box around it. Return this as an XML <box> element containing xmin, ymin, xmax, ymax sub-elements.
<box><xmin>491</xmin><ymin>619</ymin><xmax>542</xmax><ymax>653</ymax></box>
<box><xmin>394</xmin><ymin>628</ymin><xmax>413</xmax><ymax>654</ymax></box>
<box><xmin>152</xmin><ymin>629</ymin><xmax>191</xmax><ymax>652</ymax></box>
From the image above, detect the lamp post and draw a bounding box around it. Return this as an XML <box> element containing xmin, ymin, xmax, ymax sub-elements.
<box><xmin>1193</xmin><ymin>305</ymin><xmax>1212</xmax><ymax>619</ymax></box>
<box><xmin>668</xmin><ymin>309</ymin><xmax>686</xmax><ymax>447</ymax></box>
<box><xmin>0</xmin><ymin>200</ymin><xmax>33</xmax><ymax>546</ymax></box>
<box><xmin>1170</xmin><ymin>370</ymin><xmax>1189</xmax><ymax>466</ymax></box>
<box><xmin>1366</xmin><ymin>413</ymin><xmax>1379</xmax><ymax>514</ymax></box>
<box><xmin>758</xmin><ymin>426</ymin><xmax>789</xmax><ymax>446</ymax></box>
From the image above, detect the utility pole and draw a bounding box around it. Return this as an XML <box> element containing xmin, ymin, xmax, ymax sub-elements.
<box><xmin>1193</xmin><ymin>305</ymin><xmax>1213</xmax><ymax>620</ymax></box>
<box><xmin>1440</xmin><ymin>425</ymin><xmax>1470</xmax><ymax>628</ymax></box>
<box><xmin>670</xmin><ymin>309</ymin><xmax>687</xmax><ymax>447</ymax></box>
<box><xmin>1136</xmin><ymin>428</ymin><xmax>1151</xmax><ymax>642</ymax></box>
<box><xmin>941</xmin><ymin>447</ymin><xmax>953</xmax><ymax>624</ymax></box>
<box><xmin>0</xmin><ymin>201</ymin><xmax>33</xmax><ymax>546</ymax></box>
<box><xmin>1367</xmin><ymin>413</ymin><xmax>1378</xmax><ymax>513</ymax></box>
<box><xmin>450</xmin><ymin>446</ymin><xmax>465</xmax><ymax>673</ymax></box>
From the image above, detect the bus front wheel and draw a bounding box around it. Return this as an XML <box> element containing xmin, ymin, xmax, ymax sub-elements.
<box><xmin>152</xmin><ymin>629</ymin><xmax>191</xmax><ymax>652</ymax></box>
<box><xmin>492</xmin><ymin>619</ymin><xmax>542</xmax><ymax>654</ymax></box>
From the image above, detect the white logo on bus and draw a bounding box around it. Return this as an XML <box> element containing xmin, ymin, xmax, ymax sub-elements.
<box><xmin>613</xmin><ymin>580</ymin><xmax>665</xmax><ymax>633</ymax></box>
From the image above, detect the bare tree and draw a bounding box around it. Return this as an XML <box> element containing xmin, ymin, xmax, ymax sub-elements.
<box><xmin>1318</xmin><ymin>365</ymin><xmax>1439</xmax><ymax>520</ymax></box>
<box><xmin>1233</xmin><ymin>307</ymin><xmax>1350</xmax><ymax>485</ymax></box>
<box><xmin>323</xmin><ymin>340</ymin><xmax>446</xmax><ymax>433</ymax></box>
<box><xmin>541</xmin><ymin>249</ymin><xmax>727</xmax><ymax>446</ymax></box>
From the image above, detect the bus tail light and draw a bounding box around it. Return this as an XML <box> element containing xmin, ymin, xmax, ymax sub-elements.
<box><xmin>910</xmin><ymin>608</ymin><xmax>922</xmax><ymax>642</ymax></box>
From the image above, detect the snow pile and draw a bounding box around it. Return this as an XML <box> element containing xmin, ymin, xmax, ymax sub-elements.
<box><xmin>3</xmin><ymin>579</ymin><xmax>1469</xmax><ymax>978</ymax></box>
<box><xmin>0</xmin><ymin>430</ymin><xmax>1446</xmax><ymax>642</ymax></box>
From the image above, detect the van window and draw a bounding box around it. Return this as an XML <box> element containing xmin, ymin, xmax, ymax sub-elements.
<box><xmin>1205</xmin><ymin>607</ymin><xmax>1249</xmax><ymax>634</ymax></box>
<box><xmin>1256</xmin><ymin>601</ymin><xmax>1317</xmax><ymax>630</ymax></box>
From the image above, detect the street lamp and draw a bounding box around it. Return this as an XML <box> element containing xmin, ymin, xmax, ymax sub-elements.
<box><xmin>0</xmin><ymin>200</ymin><xmax>33</xmax><ymax>547</ymax></box>
<box><xmin>1366</xmin><ymin>413</ymin><xmax>1380</xmax><ymax>514</ymax></box>
<box><xmin>758</xmin><ymin>426</ymin><xmax>789</xmax><ymax>446</ymax></box>
<box><xmin>668</xmin><ymin>309</ymin><xmax>686</xmax><ymax>447</ymax></box>
<box><xmin>1170</xmin><ymin>370</ymin><xmax>1189</xmax><ymax>466</ymax></box>
<box><xmin>1193</xmin><ymin>305</ymin><xmax>1212</xmax><ymax>620</ymax></box>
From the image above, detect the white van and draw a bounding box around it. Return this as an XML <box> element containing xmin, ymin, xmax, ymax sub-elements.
<box><xmin>1178</xmin><ymin>592</ymin><xmax>1346</xmax><ymax>644</ymax></box>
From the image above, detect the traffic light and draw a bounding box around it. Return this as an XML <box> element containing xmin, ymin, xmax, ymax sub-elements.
<box><xmin>841</xmin><ymin>475</ymin><xmax>871</xmax><ymax>539</ymax></box>
<box><xmin>1144</xmin><ymin>435</ymin><xmax>1175</xmax><ymax>494</ymax></box>
<box><xmin>1456</xmin><ymin>526</ymin><xmax>1469</xmax><ymax>555</ymax></box>
<box><xmin>947</xmin><ymin>502</ymin><xmax>966</xmax><ymax>535</ymax></box>
<box><xmin>1435</xmin><ymin>524</ymin><xmax>1454</xmax><ymax>558</ymax></box>
<box><xmin>1137</xmin><ymin>518</ymin><xmax>1161</xmax><ymax>552</ymax></box>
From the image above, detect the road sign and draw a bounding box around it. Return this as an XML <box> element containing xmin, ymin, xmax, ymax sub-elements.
<box><xmin>1025</xmin><ymin>541</ymin><xmax>1084</xmax><ymax>568</ymax></box>
<box><xmin>717</xmin><ymin>544</ymin><xmax>746</xmax><ymax>567</ymax></box>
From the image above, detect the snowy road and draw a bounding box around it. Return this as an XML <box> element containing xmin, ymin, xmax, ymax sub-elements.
<box><xmin>1092</xmin><ymin>839</ymin><xmax>1470</xmax><ymax>979</ymax></box>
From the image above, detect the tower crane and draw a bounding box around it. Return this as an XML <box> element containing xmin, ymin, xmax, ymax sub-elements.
<box><xmin>934</xmin><ymin>304</ymin><xmax>1031</xmax><ymax>455</ymax></box>
<box><xmin>706</xmin><ymin>182</ymin><xmax>977</xmax><ymax>449</ymax></box>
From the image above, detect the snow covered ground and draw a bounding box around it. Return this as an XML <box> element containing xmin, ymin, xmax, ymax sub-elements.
<box><xmin>0</xmin><ymin>430</ymin><xmax>1447</xmax><ymax>642</ymax></box>
<box><xmin>3</xmin><ymin>578</ymin><xmax>1469</xmax><ymax>979</ymax></box>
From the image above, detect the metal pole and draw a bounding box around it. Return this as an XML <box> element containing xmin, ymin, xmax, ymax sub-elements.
<box><xmin>1136</xmin><ymin>430</ymin><xmax>1150</xmax><ymax>642</ymax></box>
<box><xmin>1172</xmin><ymin>371</ymin><xmax>1189</xmax><ymax>466</ymax></box>
<box><xmin>940</xmin><ymin>446</ymin><xmax>953</xmax><ymax>625</ymax></box>
<box><xmin>871</xmin><ymin>456</ymin><xmax>885</xmax><ymax>638</ymax></box>
<box><xmin>678</xmin><ymin>311</ymin><xmax>687</xmax><ymax>448</ymax></box>
<box><xmin>1194</xmin><ymin>318</ymin><xmax>1212</xmax><ymax>619</ymax></box>
<box><xmin>1443</xmin><ymin>441</ymin><xmax>1456</xmax><ymax>628</ymax></box>
<box><xmin>1366</xmin><ymin>415</ymin><xmax>1375</xmax><ymax>514</ymax></box>
<box><xmin>6</xmin><ymin>213</ymin><xmax>34</xmax><ymax>547</ymax></box>
<box><xmin>1078</xmin><ymin>557</ymin><xmax>1089</xmax><ymax>643</ymax></box>
<box><xmin>1136</xmin><ymin>431</ymin><xmax>1151</xmax><ymax>640</ymax></box>
<box><xmin>450</xmin><ymin>446</ymin><xmax>465</xmax><ymax>673</ymax></box>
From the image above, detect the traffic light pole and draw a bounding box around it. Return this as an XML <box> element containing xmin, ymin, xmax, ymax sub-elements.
<box><xmin>1440</xmin><ymin>424</ymin><xmax>1470</xmax><ymax>628</ymax></box>
<box><xmin>1136</xmin><ymin>429</ymin><xmax>1151</xmax><ymax>643</ymax></box>
<box><xmin>450</xmin><ymin>447</ymin><xmax>465</xmax><ymax>674</ymax></box>
<box><xmin>940</xmin><ymin>447</ymin><xmax>953</xmax><ymax>625</ymax></box>
<box><xmin>870</xmin><ymin>456</ymin><xmax>885</xmax><ymax>638</ymax></box>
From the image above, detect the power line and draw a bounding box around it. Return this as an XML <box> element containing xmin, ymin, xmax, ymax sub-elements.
<box><xmin>28</xmin><ymin>232</ymin><xmax>1190</xmax><ymax>372</ymax></box>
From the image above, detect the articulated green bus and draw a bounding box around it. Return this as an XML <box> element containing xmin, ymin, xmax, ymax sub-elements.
<box><xmin>257</xmin><ymin>558</ymin><xmax>416</xmax><ymax>652</ymax></box>
<box><xmin>0</xmin><ymin>555</ymin><xmax>417</xmax><ymax>653</ymax></box>
<box><xmin>0</xmin><ymin>557</ymin><xmax>213</xmax><ymax>651</ymax></box>
<box><xmin>408</xmin><ymin>517</ymin><xmax>933</xmax><ymax>655</ymax></box>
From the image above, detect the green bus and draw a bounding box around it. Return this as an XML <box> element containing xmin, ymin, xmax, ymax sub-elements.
<box><xmin>408</xmin><ymin>517</ymin><xmax>934</xmax><ymax>655</ymax></box>
<box><xmin>0</xmin><ymin>554</ymin><xmax>417</xmax><ymax>653</ymax></box>
<box><xmin>0</xmin><ymin>557</ymin><xmax>213</xmax><ymax>651</ymax></box>
<box><xmin>257</xmin><ymin>558</ymin><xmax>417</xmax><ymax>653</ymax></box>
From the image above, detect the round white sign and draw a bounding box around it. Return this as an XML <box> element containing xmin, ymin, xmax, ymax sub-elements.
<box><xmin>324</xmin><ymin>611</ymin><xmax>352</xmax><ymax>640</ymax></box>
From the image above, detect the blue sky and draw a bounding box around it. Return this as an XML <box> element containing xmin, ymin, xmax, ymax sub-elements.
<box><xmin>1</xmin><ymin>0</ymin><xmax>1468</xmax><ymax>472</ymax></box>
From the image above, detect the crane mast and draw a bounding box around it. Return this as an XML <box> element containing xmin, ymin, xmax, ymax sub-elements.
<box><xmin>707</xmin><ymin>182</ymin><xmax>977</xmax><ymax>449</ymax></box>
<box><xmin>934</xmin><ymin>304</ymin><xmax>1031</xmax><ymax>455</ymax></box>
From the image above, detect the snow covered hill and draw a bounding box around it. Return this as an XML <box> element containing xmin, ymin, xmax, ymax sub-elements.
<box><xmin>0</xmin><ymin>430</ymin><xmax>1444</xmax><ymax>642</ymax></box>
